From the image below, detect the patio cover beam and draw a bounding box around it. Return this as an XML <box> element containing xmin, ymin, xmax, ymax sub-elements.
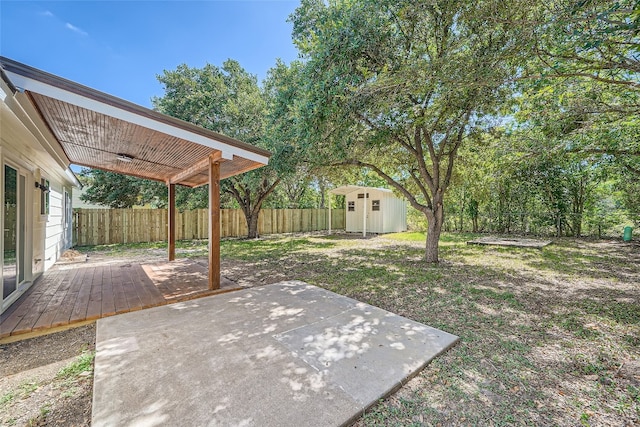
<box><xmin>169</xmin><ymin>151</ymin><xmax>222</xmax><ymax>186</ymax></box>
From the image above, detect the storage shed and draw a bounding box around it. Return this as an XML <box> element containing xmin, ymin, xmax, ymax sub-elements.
<box><xmin>329</xmin><ymin>186</ymin><xmax>407</xmax><ymax>236</ymax></box>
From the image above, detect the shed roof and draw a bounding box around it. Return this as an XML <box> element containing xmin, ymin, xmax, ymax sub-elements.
<box><xmin>0</xmin><ymin>57</ymin><xmax>270</xmax><ymax>187</ymax></box>
<box><xmin>329</xmin><ymin>185</ymin><xmax>393</xmax><ymax>196</ymax></box>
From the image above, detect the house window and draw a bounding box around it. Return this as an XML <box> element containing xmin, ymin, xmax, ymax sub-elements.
<box><xmin>357</xmin><ymin>193</ymin><xmax>369</xmax><ymax>199</ymax></box>
<box><xmin>40</xmin><ymin>178</ymin><xmax>50</xmax><ymax>215</ymax></box>
<box><xmin>348</xmin><ymin>201</ymin><xmax>355</xmax><ymax>212</ymax></box>
<box><xmin>372</xmin><ymin>200</ymin><xmax>380</xmax><ymax>211</ymax></box>
<box><xmin>63</xmin><ymin>190</ymin><xmax>71</xmax><ymax>229</ymax></box>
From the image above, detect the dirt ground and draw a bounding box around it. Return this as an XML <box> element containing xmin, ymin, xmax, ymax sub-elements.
<box><xmin>0</xmin><ymin>325</ymin><xmax>95</xmax><ymax>426</ymax></box>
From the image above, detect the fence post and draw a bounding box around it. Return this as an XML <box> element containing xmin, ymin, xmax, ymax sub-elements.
<box><xmin>74</xmin><ymin>208</ymin><xmax>349</xmax><ymax>245</ymax></box>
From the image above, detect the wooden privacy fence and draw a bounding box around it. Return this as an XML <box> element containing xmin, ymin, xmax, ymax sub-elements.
<box><xmin>73</xmin><ymin>208</ymin><xmax>346</xmax><ymax>246</ymax></box>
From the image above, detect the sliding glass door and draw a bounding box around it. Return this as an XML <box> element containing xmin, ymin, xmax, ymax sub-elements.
<box><xmin>3</xmin><ymin>164</ymin><xmax>26</xmax><ymax>305</ymax></box>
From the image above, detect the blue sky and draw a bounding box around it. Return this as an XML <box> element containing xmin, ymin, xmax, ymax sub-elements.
<box><xmin>1</xmin><ymin>1</ymin><xmax>300</xmax><ymax>107</ymax></box>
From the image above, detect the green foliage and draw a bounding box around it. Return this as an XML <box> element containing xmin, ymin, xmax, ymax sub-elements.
<box><xmin>56</xmin><ymin>351</ymin><xmax>94</xmax><ymax>379</ymax></box>
<box><xmin>152</xmin><ymin>59</ymin><xmax>310</xmax><ymax>237</ymax></box>
<box><xmin>291</xmin><ymin>0</ymin><xmax>533</xmax><ymax>261</ymax></box>
<box><xmin>529</xmin><ymin>0</ymin><xmax>639</xmax><ymax>96</ymax></box>
<box><xmin>79</xmin><ymin>169</ymin><xmax>156</xmax><ymax>208</ymax></box>
<box><xmin>77</xmin><ymin>1</ymin><xmax>638</xmax><ymax>240</ymax></box>
<box><xmin>504</xmin><ymin>1</ymin><xmax>640</xmax><ymax>230</ymax></box>
<box><xmin>78</xmin><ymin>168</ymin><xmax>222</xmax><ymax>210</ymax></box>
<box><xmin>0</xmin><ymin>391</ymin><xmax>15</xmax><ymax>407</ymax></box>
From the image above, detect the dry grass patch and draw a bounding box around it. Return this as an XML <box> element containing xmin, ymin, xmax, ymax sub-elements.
<box><xmin>220</xmin><ymin>233</ymin><xmax>639</xmax><ymax>426</ymax></box>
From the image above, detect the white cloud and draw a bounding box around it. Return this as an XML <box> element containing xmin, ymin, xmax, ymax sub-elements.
<box><xmin>65</xmin><ymin>22</ymin><xmax>88</xmax><ymax>36</ymax></box>
<box><xmin>41</xmin><ymin>10</ymin><xmax>54</xmax><ymax>17</ymax></box>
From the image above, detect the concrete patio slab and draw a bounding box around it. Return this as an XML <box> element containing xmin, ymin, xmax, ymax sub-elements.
<box><xmin>92</xmin><ymin>281</ymin><xmax>459</xmax><ymax>427</ymax></box>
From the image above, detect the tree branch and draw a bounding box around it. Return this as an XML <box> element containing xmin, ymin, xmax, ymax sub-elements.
<box><xmin>333</xmin><ymin>160</ymin><xmax>430</xmax><ymax>214</ymax></box>
<box><xmin>251</xmin><ymin>178</ymin><xmax>282</xmax><ymax>216</ymax></box>
<box><xmin>408</xmin><ymin>168</ymin><xmax>433</xmax><ymax>209</ymax></box>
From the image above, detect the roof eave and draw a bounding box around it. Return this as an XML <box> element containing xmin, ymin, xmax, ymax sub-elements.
<box><xmin>0</xmin><ymin>56</ymin><xmax>272</xmax><ymax>164</ymax></box>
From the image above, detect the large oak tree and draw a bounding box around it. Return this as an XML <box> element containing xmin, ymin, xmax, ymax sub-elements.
<box><xmin>153</xmin><ymin>60</ymin><xmax>302</xmax><ymax>238</ymax></box>
<box><xmin>291</xmin><ymin>0</ymin><xmax>530</xmax><ymax>262</ymax></box>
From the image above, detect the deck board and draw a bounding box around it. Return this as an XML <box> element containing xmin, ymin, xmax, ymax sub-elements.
<box><xmin>132</xmin><ymin>264</ymin><xmax>165</xmax><ymax>309</ymax></box>
<box><xmin>86</xmin><ymin>266</ymin><xmax>106</xmax><ymax>321</ymax></box>
<box><xmin>122</xmin><ymin>265</ymin><xmax>144</xmax><ymax>312</ymax></box>
<box><xmin>32</xmin><ymin>268</ymin><xmax>79</xmax><ymax>331</ymax></box>
<box><xmin>70</xmin><ymin>267</ymin><xmax>93</xmax><ymax>323</ymax></box>
<box><xmin>111</xmin><ymin>266</ymin><xmax>129</xmax><ymax>314</ymax></box>
<box><xmin>100</xmin><ymin>267</ymin><xmax>117</xmax><ymax>317</ymax></box>
<box><xmin>15</xmin><ymin>269</ymin><xmax>66</xmax><ymax>333</ymax></box>
<box><xmin>51</xmin><ymin>268</ymin><xmax>82</xmax><ymax>327</ymax></box>
<box><xmin>1</xmin><ymin>257</ymin><xmax>241</xmax><ymax>339</ymax></box>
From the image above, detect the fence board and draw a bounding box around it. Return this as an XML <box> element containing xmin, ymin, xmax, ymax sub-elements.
<box><xmin>73</xmin><ymin>208</ymin><xmax>346</xmax><ymax>246</ymax></box>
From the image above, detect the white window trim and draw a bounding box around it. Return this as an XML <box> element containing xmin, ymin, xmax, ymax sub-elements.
<box><xmin>39</xmin><ymin>176</ymin><xmax>50</xmax><ymax>220</ymax></box>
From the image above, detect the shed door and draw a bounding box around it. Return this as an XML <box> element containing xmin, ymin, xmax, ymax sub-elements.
<box><xmin>352</xmin><ymin>193</ymin><xmax>370</xmax><ymax>232</ymax></box>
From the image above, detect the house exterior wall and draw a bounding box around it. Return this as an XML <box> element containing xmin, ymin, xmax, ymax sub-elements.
<box><xmin>1</xmin><ymin>83</ymin><xmax>75</xmax><ymax>313</ymax></box>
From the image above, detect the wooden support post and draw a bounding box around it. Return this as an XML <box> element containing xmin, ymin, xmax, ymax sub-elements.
<box><xmin>168</xmin><ymin>183</ymin><xmax>176</xmax><ymax>261</ymax></box>
<box><xmin>208</xmin><ymin>154</ymin><xmax>221</xmax><ymax>290</ymax></box>
<box><xmin>328</xmin><ymin>193</ymin><xmax>332</xmax><ymax>234</ymax></box>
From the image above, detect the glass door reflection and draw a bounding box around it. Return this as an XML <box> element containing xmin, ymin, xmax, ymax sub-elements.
<box><xmin>3</xmin><ymin>164</ymin><xmax>18</xmax><ymax>301</ymax></box>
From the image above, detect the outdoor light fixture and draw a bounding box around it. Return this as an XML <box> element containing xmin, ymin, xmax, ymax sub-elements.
<box><xmin>116</xmin><ymin>153</ymin><xmax>134</xmax><ymax>162</ymax></box>
<box><xmin>34</xmin><ymin>181</ymin><xmax>50</xmax><ymax>192</ymax></box>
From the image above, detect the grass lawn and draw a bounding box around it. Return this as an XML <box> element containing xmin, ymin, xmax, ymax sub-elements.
<box><xmin>214</xmin><ymin>232</ymin><xmax>639</xmax><ymax>426</ymax></box>
<box><xmin>59</xmin><ymin>232</ymin><xmax>640</xmax><ymax>425</ymax></box>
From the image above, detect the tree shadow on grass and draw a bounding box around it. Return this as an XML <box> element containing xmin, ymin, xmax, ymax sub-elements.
<box><xmin>221</xmin><ymin>238</ymin><xmax>337</xmax><ymax>261</ymax></box>
<box><xmin>221</xmin><ymin>236</ymin><xmax>639</xmax><ymax>426</ymax></box>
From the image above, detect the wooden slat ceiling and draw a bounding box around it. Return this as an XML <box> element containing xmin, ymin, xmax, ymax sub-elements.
<box><xmin>30</xmin><ymin>93</ymin><xmax>260</xmax><ymax>187</ymax></box>
<box><xmin>0</xmin><ymin>56</ymin><xmax>271</xmax><ymax>188</ymax></box>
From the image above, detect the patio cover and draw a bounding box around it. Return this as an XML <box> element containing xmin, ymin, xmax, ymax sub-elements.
<box><xmin>0</xmin><ymin>56</ymin><xmax>271</xmax><ymax>290</ymax></box>
<box><xmin>0</xmin><ymin>57</ymin><xmax>271</xmax><ymax>187</ymax></box>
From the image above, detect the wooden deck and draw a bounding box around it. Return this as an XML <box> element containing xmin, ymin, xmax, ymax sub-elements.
<box><xmin>0</xmin><ymin>258</ymin><xmax>241</xmax><ymax>339</ymax></box>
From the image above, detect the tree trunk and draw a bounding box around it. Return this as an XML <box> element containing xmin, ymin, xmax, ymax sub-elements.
<box><xmin>573</xmin><ymin>213</ymin><xmax>582</xmax><ymax>238</ymax></box>
<box><xmin>424</xmin><ymin>197</ymin><xmax>444</xmax><ymax>263</ymax></box>
<box><xmin>319</xmin><ymin>180</ymin><xmax>326</xmax><ymax>209</ymax></box>
<box><xmin>246</xmin><ymin>212</ymin><xmax>260</xmax><ymax>239</ymax></box>
<box><xmin>458</xmin><ymin>191</ymin><xmax>466</xmax><ymax>232</ymax></box>
<box><xmin>469</xmin><ymin>199</ymin><xmax>479</xmax><ymax>233</ymax></box>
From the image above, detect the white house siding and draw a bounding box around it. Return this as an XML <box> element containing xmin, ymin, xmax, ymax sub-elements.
<box><xmin>43</xmin><ymin>180</ymin><xmax>71</xmax><ymax>271</ymax></box>
<box><xmin>346</xmin><ymin>192</ymin><xmax>369</xmax><ymax>232</ymax></box>
<box><xmin>1</xmin><ymin>82</ymin><xmax>76</xmax><ymax>313</ymax></box>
